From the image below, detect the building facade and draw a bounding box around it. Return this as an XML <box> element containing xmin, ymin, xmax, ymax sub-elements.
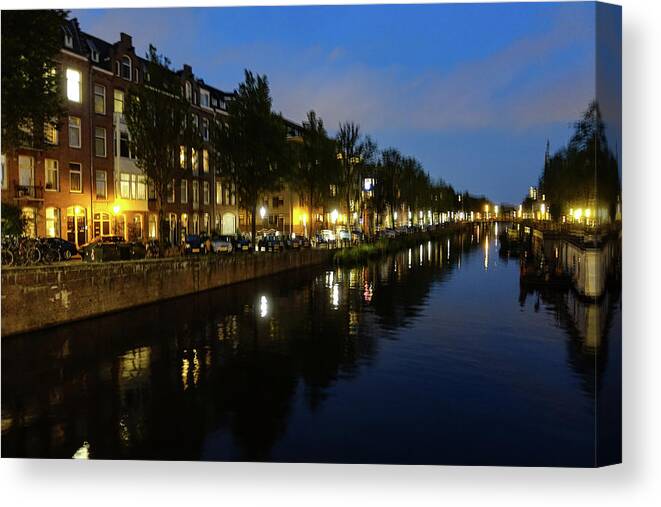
<box><xmin>2</xmin><ymin>18</ymin><xmax>243</xmax><ymax>246</ymax></box>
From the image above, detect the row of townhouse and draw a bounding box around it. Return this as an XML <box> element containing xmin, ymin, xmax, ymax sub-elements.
<box><xmin>1</xmin><ymin>18</ymin><xmax>262</xmax><ymax>247</ymax></box>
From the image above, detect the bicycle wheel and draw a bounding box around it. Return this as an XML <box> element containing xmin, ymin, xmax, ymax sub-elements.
<box><xmin>43</xmin><ymin>248</ymin><xmax>60</xmax><ymax>264</ymax></box>
<box><xmin>26</xmin><ymin>246</ymin><xmax>42</xmax><ymax>265</ymax></box>
<box><xmin>1</xmin><ymin>248</ymin><xmax>14</xmax><ymax>266</ymax></box>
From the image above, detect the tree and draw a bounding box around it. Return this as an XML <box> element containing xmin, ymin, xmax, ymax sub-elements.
<box><xmin>336</xmin><ymin>122</ymin><xmax>377</xmax><ymax>228</ymax></box>
<box><xmin>375</xmin><ymin>148</ymin><xmax>404</xmax><ymax>227</ymax></box>
<box><xmin>1</xmin><ymin>203</ymin><xmax>27</xmax><ymax>237</ymax></box>
<box><xmin>289</xmin><ymin>111</ymin><xmax>338</xmax><ymax>236</ymax></box>
<box><xmin>124</xmin><ymin>45</ymin><xmax>200</xmax><ymax>248</ymax></box>
<box><xmin>539</xmin><ymin>101</ymin><xmax>620</xmax><ymax>221</ymax></box>
<box><xmin>1</xmin><ymin>9</ymin><xmax>67</xmax><ymax>151</ymax></box>
<box><xmin>212</xmin><ymin>70</ymin><xmax>289</xmax><ymax>242</ymax></box>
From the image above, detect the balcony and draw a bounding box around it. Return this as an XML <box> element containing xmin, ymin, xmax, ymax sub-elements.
<box><xmin>13</xmin><ymin>181</ymin><xmax>44</xmax><ymax>202</ymax></box>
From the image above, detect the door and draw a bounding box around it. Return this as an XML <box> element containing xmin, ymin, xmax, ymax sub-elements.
<box><xmin>66</xmin><ymin>207</ymin><xmax>87</xmax><ymax>247</ymax></box>
<box><xmin>221</xmin><ymin>212</ymin><xmax>236</xmax><ymax>235</ymax></box>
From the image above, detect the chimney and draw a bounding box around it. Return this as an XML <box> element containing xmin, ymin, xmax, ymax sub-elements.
<box><xmin>120</xmin><ymin>32</ymin><xmax>132</xmax><ymax>46</ymax></box>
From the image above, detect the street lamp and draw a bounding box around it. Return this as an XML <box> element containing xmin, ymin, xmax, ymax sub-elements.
<box><xmin>331</xmin><ymin>209</ymin><xmax>339</xmax><ymax>224</ymax></box>
<box><xmin>259</xmin><ymin>206</ymin><xmax>267</xmax><ymax>220</ymax></box>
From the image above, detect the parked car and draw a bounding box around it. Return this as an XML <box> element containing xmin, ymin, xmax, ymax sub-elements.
<box><xmin>313</xmin><ymin>233</ymin><xmax>329</xmax><ymax>249</ymax></box>
<box><xmin>283</xmin><ymin>234</ymin><xmax>302</xmax><ymax>249</ymax></box>
<box><xmin>183</xmin><ymin>234</ymin><xmax>205</xmax><ymax>255</ymax></box>
<box><xmin>336</xmin><ymin>228</ymin><xmax>351</xmax><ymax>242</ymax></box>
<box><xmin>299</xmin><ymin>236</ymin><xmax>311</xmax><ymax>248</ymax></box>
<box><xmin>320</xmin><ymin>229</ymin><xmax>336</xmax><ymax>243</ymax></box>
<box><xmin>210</xmin><ymin>235</ymin><xmax>233</xmax><ymax>254</ymax></box>
<box><xmin>42</xmin><ymin>237</ymin><xmax>78</xmax><ymax>260</ymax></box>
<box><xmin>233</xmin><ymin>234</ymin><xmax>252</xmax><ymax>252</ymax></box>
<box><xmin>79</xmin><ymin>235</ymin><xmax>125</xmax><ymax>262</ymax></box>
<box><xmin>258</xmin><ymin>233</ymin><xmax>284</xmax><ymax>252</ymax></box>
<box><xmin>351</xmin><ymin>228</ymin><xmax>365</xmax><ymax>243</ymax></box>
<box><xmin>379</xmin><ymin>228</ymin><xmax>397</xmax><ymax>239</ymax></box>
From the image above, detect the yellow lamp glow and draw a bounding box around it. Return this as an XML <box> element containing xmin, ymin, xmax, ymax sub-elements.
<box><xmin>585</xmin><ymin>208</ymin><xmax>591</xmax><ymax>218</ymax></box>
<box><xmin>113</xmin><ymin>204</ymin><xmax>121</xmax><ymax>215</ymax></box>
<box><xmin>330</xmin><ymin>209</ymin><xmax>339</xmax><ymax>224</ymax></box>
<box><xmin>574</xmin><ymin>208</ymin><xmax>583</xmax><ymax>220</ymax></box>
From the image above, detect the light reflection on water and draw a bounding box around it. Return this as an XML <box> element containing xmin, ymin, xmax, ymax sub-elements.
<box><xmin>1</xmin><ymin>224</ymin><xmax>621</xmax><ymax>466</ymax></box>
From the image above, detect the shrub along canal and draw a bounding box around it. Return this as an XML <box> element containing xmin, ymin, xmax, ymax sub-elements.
<box><xmin>1</xmin><ymin>223</ymin><xmax>621</xmax><ymax>465</ymax></box>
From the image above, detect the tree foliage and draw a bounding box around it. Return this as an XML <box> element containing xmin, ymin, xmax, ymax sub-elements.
<box><xmin>124</xmin><ymin>45</ymin><xmax>200</xmax><ymax>246</ymax></box>
<box><xmin>288</xmin><ymin>110</ymin><xmax>338</xmax><ymax>235</ymax></box>
<box><xmin>1</xmin><ymin>9</ymin><xmax>67</xmax><ymax>150</ymax></box>
<box><xmin>212</xmin><ymin>70</ymin><xmax>289</xmax><ymax>241</ymax></box>
<box><xmin>539</xmin><ymin>101</ymin><xmax>620</xmax><ymax>220</ymax></box>
<box><xmin>1</xmin><ymin>203</ymin><xmax>27</xmax><ymax>237</ymax></box>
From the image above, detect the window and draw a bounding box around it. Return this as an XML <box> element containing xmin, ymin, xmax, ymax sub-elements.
<box><xmin>192</xmin><ymin>114</ymin><xmax>199</xmax><ymax>131</ymax></box>
<box><xmin>180</xmin><ymin>145</ymin><xmax>187</xmax><ymax>168</ymax></box>
<box><xmin>191</xmin><ymin>148</ymin><xmax>199</xmax><ymax>174</ymax></box>
<box><xmin>216</xmin><ymin>181</ymin><xmax>222</xmax><ymax>205</ymax></box>
<box><xmin>167</xmin><ymin>179</ymin><xmax>175</xmax><ymax>203</ymax></box>
<box><xmin>148</xmin><ymin>215</ymin><xmax>157</xmax><ymax>238</ymax></box>
<box><xmin>45</xmin><ymin>159</ymin><xmax>59</xmax><ymax>191</ymax></box>
<box><xmin>64</xmin><ymin>29</ymin><xmax>73</xmax><ymax>48</ymax></box>
<box><xmin>68</xmin><ymin>116</ymin><xmax>81</xmax><ymax>148</ymax></box>
<box><xmin>203</xmin><ymin>213</ymin><xmax>210</xmax><ymax>234</ymax></box>
<box><xmin>22</xmin><ymin>208</ymin><xmax>37</xmax><ymax>238</ymax></box>
<box><xmin>44</xmin><ymin>122</ymin><xmax>58</xmax><ymax>145</ymax></box>
<box><xmin>231</xmin><ymin>183</ymin><xmax>236</xmax><ymax>205</ymax></box>
<box><xmin>120</xmin><ymin>131</ymin><xmax>130</xmax><ymax>158</ymax></box>
<box><xmin>93</xmin><ymin>212</ymin><xmax>111</xmax><ymax>237</ymax></box>
<box><xmin>96</xmin><ymin>170</ymin><xmax>107</xmax><ymax>199</ymax></box>
<box><xmin>181</xmin><ymin>180</ymin><xmax>188</xmax><ymax>203</ymax></box>
<box><xmin>119</xmin><ymin>173</ymin><xmax>146</xmax><ymax>200</ymax></box>
<box><xmin>114</xmin><ymin>89</ymin><xmax>124</xmax><ymax>114</ymax></box>
<box><xmin>95</xmin><ymin>127</ymin><xmax>107</xmax><ymax>157</ymax></box>
<box><xmin>202</xmin><ymin>118</ymin><xmax>209</xmax><ymax>140</ymax></box>
<box><xmin>46</xmin><ymin>207</ymin><xmax>60</xmax><ymax>238</ymax></box>
<box><xmin>120</xmin><ymin>172</ymin><xmax>130</xmax><ymax>199</ymax></box>
<box><xmin>66</xmin><ymin>68</ymin><xmax>81</xmax><ymax>102</ymax></box>
<box><xmin>134</xmin><ymin>68</ymin><xmax>139</xmax><ymax>83</ymax></box>
<box><xmin>203</xmin><ymin>181</ymin><xmax>210</xmax><ymax>205</ymax></box>
<box><xmin>94</xmin><ymin>84</ymin><xmax>106</xmax><ymax>114</ymax></box>
<box><xmin>69</xmin><ymin>162</ymin><xmax>82</xmax><ymax>192</ymax></box>
<box><xmin>1</xmin><ymin>154</ymin><xmax>6</xmax><ymax>190</ymax></box>
<box><xmin>192</xmin><ymin>213</ymin><xmax>199</xmax><ymax>234</ymax></box>
<box><xmin>185</xmin><ymin>82</ymin><xmax>192</xmax><ymax>102</ymax></box>
<box><xmin>200</xmin><ymin>90</ymin><xmax>210</xmax><ymax>108</ymax></box>
<box><xmin>135</xmin><ymin>175</ymin><xmax>146</xmax><ymax>200</ymax></box>
<box><xmin>192</xmin><ymin>180</ymin><xmax>199</xmax><ymax>206</ymax></box>
<box><xmin>203</xmin><ymin>149</ymin><xmax>209</xmax><ymax>173</ymax></box>
<box><xmin>121</xmin><ymin>56</ymin><xmax>132</xmax><ymax>80</ymax></box>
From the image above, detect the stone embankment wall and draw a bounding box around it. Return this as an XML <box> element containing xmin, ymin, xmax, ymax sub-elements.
<box><xmin>1</xmin><ymin>250</ymin><xmax>331</xmax><ymax>336</ymax></box>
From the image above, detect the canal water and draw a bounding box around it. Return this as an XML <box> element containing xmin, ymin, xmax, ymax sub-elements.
<box><xmin>1</xmin><ymin>224</ymin><xmax>621</xmax><ymax>466</ymax></box>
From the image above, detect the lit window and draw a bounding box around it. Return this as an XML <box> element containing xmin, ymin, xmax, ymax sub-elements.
<box><xmin>44</xmin><ymin>122</ymin><xmax>58</xmax><ymax>145</ymax></box>
<box><xmin>45</xmin><ymin>207</ymin><xmax>61</xmax><ymax>237</ymax></box>
<box><xmin>66</xmin><ymin>68</ymin><xmax>81</xmax><ymax>102</ymax></box>
<box><xmin>45</xmin><ymin>159</ymin><xmax>59</xmax><ymax>191</ymax></box>
<box><xmin>120</xmin><ymin>172</ymin><xmax>131</xmax><ymax>199</ymax></box>
<box><xmin>114</xmin><ymin>89</ymin><xmax>124</xmax><ymax>114</ymax></box>
<box><xmin>95</xmin><ymin>170</ymin><xmax>107</xmax><ymax>199</ymax></box>
<box><xmin>203</xmin><ymin>181</ymin><xmax>210</xmax><ymax>205</ymax></box>
<box><xmin>68</xmin><ymin>116</ymin><xmax>81</xmax><ymax>148</ymax></box>
<box><xmin>181</xmin><ymin>180</ymin><xmax>188</xmax><ymax>203</ymax></box>
<box><xmin>95</xmin><ymin>127</ymin><xmax>106</xmax><ymax>157</ymax></box>
<box><xmin>69</xmin><ymin>162</ymin><xmax>82</xmax><ymax>193</ymax></box>
<box><xmin>203</xmin><ymin>149</ymin><xmax>209</xmax><ymax>172</ymax></box>
<box><xmin>216</xmin><ymin>181</ymin><xmax>222</xmax><ymax>205</ymax></box>
<box><xmin>94</xmin><ymin>84</ymin><xmax>106</xmax><ymax>114</ymax></box>
<box><xmin>191</xmin><ymin>148</ymin><xmax>198</xmax><ymax>174</ymax></box>
<box><xmin>180</xmin><ymin>146</ymin><xmax>187</xmax><ymax>168</ymax></box>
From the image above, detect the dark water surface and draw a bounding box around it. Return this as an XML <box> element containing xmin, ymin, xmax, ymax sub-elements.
<box><xmin>2</xmin><ymin>224</ymin><xmax>621</xmax><ymax>465</ymax></box>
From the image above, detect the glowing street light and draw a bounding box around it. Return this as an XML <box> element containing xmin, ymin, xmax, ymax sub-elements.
<box><xmin>330</xmin><ymin>209</ymin><xmax>339</xmax><ymax>224</ymax></box>
<box><xmin>259</xmin><ymin>206</ymin><xmax>267</xmax><ymax>220</ymax></box>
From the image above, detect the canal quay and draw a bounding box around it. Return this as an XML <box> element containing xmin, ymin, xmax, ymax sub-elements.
<box><xmin>1</xmin><ymin>223</ymin><xmax>621</xmax><ymax>466</ymax></box>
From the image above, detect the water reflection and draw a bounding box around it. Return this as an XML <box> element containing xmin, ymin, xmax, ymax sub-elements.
<box><xmin>2</xmin><ymin>224</ymin><xmax>621</xmax><ymax>466</ymax></box>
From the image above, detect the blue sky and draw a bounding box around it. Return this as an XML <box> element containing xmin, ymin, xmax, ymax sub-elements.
<box><xmin>73</xmin><ymin>2</ymin><xmax>621</xmax><ymax>204</ymax></box>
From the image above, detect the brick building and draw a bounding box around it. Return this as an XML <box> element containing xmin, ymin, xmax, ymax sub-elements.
<box><xmin>2</xmin><ymin>18</ymin><xmax>244</xmax><ymax>246</ymax></box>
